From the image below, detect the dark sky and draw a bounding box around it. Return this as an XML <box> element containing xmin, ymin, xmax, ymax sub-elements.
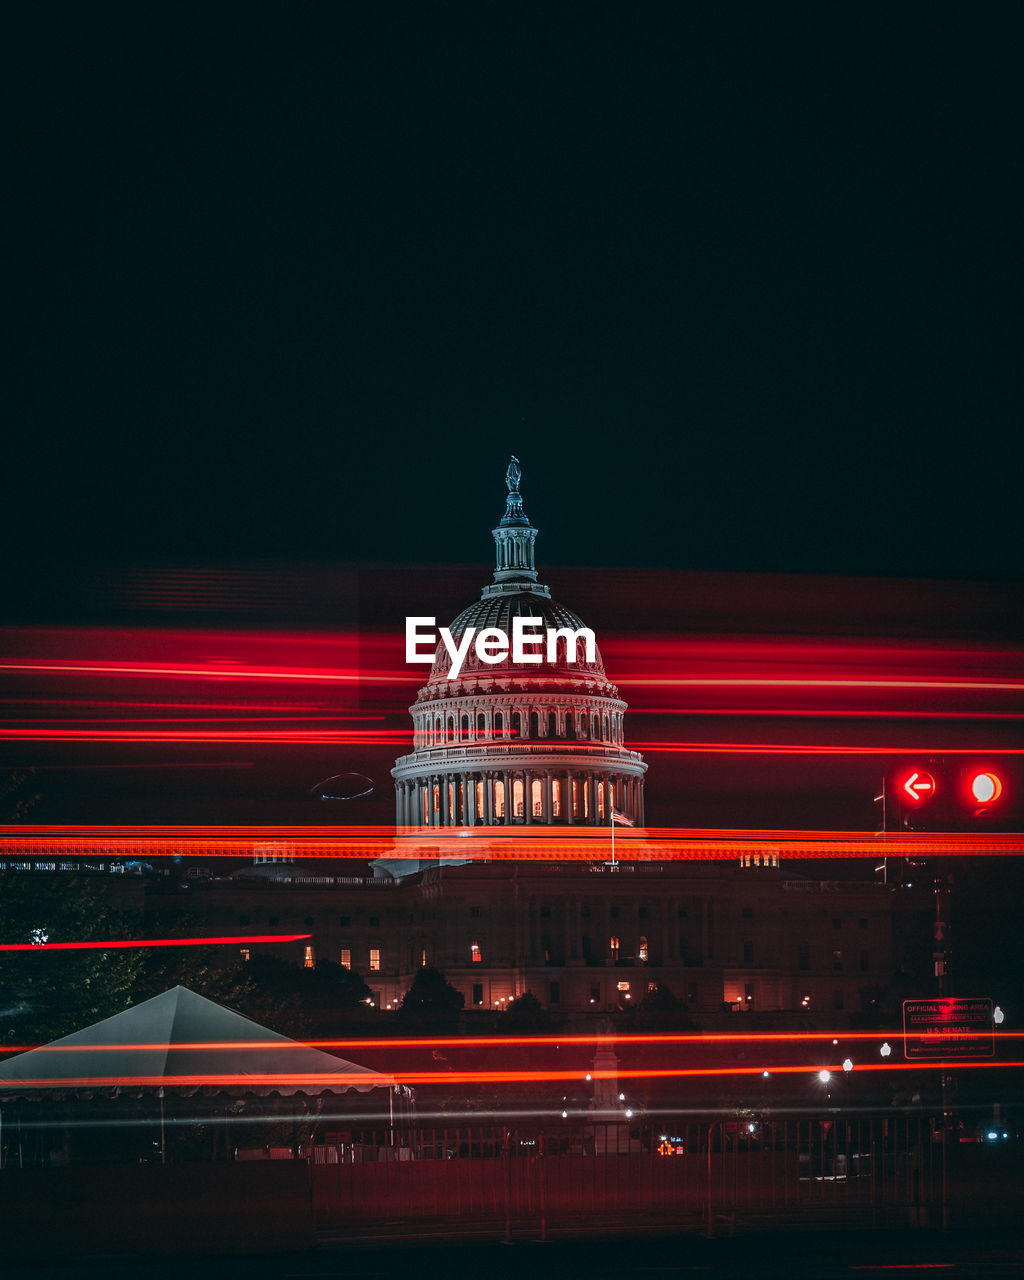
<box><xmin>8</xmin><ymin>2</ymin><xmax>1024</xmax><ymax>589</ymax></box>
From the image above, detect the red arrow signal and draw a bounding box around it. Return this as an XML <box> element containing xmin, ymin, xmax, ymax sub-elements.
<box><xmin>902</xmin><ymin>770</ymin><xmax>936</xmax><ymax>803</ymax></box>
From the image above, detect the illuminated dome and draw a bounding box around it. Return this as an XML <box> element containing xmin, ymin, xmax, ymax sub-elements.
<box><xmin>422</xmin><ymin>592</ymin><xmax>611</xmax><ymax>692</ymax></box>
<box><xmin>393</xmin><ymin>457</ymin><xmax>646</xmax><ymax>828</ymax></box>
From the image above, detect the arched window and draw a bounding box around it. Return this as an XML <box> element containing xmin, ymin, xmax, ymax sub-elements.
<box><xmin>552</xmin><ymin>778</ymin><xmax>562</xmax><ymax>818</ymax></box>
<box><xmin>477</xmin><ymin>712</ymin><xmax>486</xmax><ymax>734</ymax></box>
<box><xmin>461</xmin><ymin>714</ymin><xmax>470</xmax><ymax>737</ymax></box>
<box><xmin>565</xmin><ymin>713</ymin><xmax>575</xmax><ymax>740</ymax></box>
<box><xmin>530</xmin><ymin>711</ymin><xmax>539</xmax><ymax>738</ymax></box>
<box><xmin>512</xmin><ymin>711</ymin><xmax>522</xmax><ymax>738</ymax></box>
<box><xmin>531</xmin><ymin>778</ymin><xmax>543</xmax><ymax>818</ymax></box>
<box><xmin>548</xmin><ymin>711</ymin><xmax>557</xmax><ymax>738</ymax></box>
<box><xmin>476</xmin><ymin>779</ymin><xmax>484</xmax><ymax>821</ymax></box>
<box><xmin>447</xmin><ymin>716</ymin><xmax>455</xmax><ymax>741</ymax></box>
<box><xmin>592</xmin><ymin>713</ymin><xmax>600</xmax><ymax>740</ymax></box>
<box><xmin>598</xmin><ymin>782</ymin><xmax>606</xmax><ymax>820</ymax></box>
<box><xmin>495</xmin><ymin>711</ymin><xmax>503</xmax><ymax>733</ymax></box>
<box><xmin>494</xmin><ymin>779</ymin><xmax>505</xmax><ymax>819</ymax></box>
<box><xmin>513</xmin><ymin>777</ymin><xmax>525</xmax><ymax>818</ymax></box>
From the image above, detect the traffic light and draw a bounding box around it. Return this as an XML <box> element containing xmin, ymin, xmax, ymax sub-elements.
<box><xmin>885</xmin><ymin>762</ymin><xmax>1012</xmax><ymax>830</ymax></box>
<box><xmin>960</xmin><ymin>767</ymin><xmax>1006</xmax><ymax>821</ymax></box>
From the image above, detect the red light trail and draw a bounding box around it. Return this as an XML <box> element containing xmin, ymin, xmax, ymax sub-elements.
<box><xmin>2</xmin><ymin>1061</ymin><xmax>1022</xmax><ymax>1090</ymax></box>
<box><xmin>2</xmin><ymin>825</ymin><xmax>1021</xmax><ymax>859</ymax></box>
<box><xmin>0</xmin><ymin>933</ymin><xmax>311</xmax><ymax>953</ymax></box>
<box><xmin>1</xmin><ymin>1029</ymin><xmax>1020</xmax><ymax>1053</ymax></box>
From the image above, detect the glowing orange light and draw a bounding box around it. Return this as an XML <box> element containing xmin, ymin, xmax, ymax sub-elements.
<box><xmin>2</xmin><ymin>824</ymin><xmax>1024</xmax><ymax>860</ymax></box>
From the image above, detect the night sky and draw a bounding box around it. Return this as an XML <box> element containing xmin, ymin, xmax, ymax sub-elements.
<box><xmin>8</xmin><ymin>2</ymin><xmax>1024</xmax><ymax>586</ymax></box>
<box><xmin>4</xmin><ymin>3</ymin><xmax>1022</xmax><ymax>837</ymax></box>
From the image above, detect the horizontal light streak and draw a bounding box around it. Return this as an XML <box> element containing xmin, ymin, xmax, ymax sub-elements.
<box><xmin>3</xmin><ymin>661</ymin><xmax>1021</xmax><ymax>694</ymax></box>
<box><xmin>1</xmin><ymin>1029</ymin><xmax>1017</xmax><ymax>1054</ymax></box>
<box><xmin>0</xmin><ymin>933</ymin><xmax>311</xmax><ymax>953</ymax></box>
<box><xmin>1</xmin><ymin>825</ymin><xmax>1022</xmax><ymax>859</ymax></box>
<box><xmin>0</xmin><ymin>728</ymin><xmax>407</xmax><ymax>744</ymax></box>
<box><xmin>627</xmin><ymin>677</ymin><xmax>1024</xmax><ymax>692</ymax></box>
<box><xmin>4</xmin><ymin>1061</ymin><xmax>1023</xmax><ymax>1089</ymax></box>
<box><xmin>0</xmin><ymin>661</ymin><xmax>391</xmax><ymax>684</ymax></box>
<box><xmin>635</xmin><ymin>742</ymin><xmax>1024</xmax><ymax>755</ymax></box>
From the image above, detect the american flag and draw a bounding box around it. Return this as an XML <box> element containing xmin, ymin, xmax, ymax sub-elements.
<box><xmin>611</xmin><ymin>809</ymin><xmax>634</xmax><ymax>827</ymax></box>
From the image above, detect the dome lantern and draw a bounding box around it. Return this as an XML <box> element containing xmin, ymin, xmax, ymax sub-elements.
<box><xmin>485</xmin><ymin>455</ymin><xmax>549</xmax><ymax>598</ymax></box>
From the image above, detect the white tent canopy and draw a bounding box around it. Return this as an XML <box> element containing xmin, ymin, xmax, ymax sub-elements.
<box><xmin>0</xmin><ymin>986</ymin><xmax>395</xmax><ymax>1096</ymax></box>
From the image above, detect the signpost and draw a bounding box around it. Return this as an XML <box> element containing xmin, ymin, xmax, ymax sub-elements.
<box><xmin>903</xmin><ymin>997</ymin><xmax>995</xmax><ymax>1059</ymax></box>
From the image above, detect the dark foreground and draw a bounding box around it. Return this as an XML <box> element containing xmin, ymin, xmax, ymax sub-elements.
<box><xmin>8</xmin><ymin>1229</ymin><xmax>1024</xmax><ymax>1280</ymax></box>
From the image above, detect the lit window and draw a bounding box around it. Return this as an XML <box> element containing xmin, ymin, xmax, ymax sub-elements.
<box><xmin>340</xmin><ymin>948</ymin><xmax>351</xmax><ymax>969</ymax></box>
<box><xmin>832</xmin><ymin>949</ymin><xmax>843</xmax><ymax>971</ymax></box>
<box><xmin>369</xmin><ymin>948</ymin><xmax>381</xmax><ymax>972</ymax></box>
<box><xmin>617</xmin><ymin>981</ymin><xmax>631</xmax><ymax>992</ymax></box>
<box><xmin>471</xmin><ymin>942</ymin><xmax>482</xmax><ymax>963</ymax></box>
<box><xmin>639</xmin><ymin>936</ymin><xmax>648</xmax><ymax>962</ymax></box>
<box><xmin>552</xmin><ymin>778</ymin><xmax>561</xmax><ymax>818</ymax></box>
<box><xmin>494</xmin><ymin>779</ymin><xmax>505</xmax><ymax>819</ymax></box>
<box><xmin>532</xmin><ymin>778</ymin><xmax>543</xmax><ymax>817</ymax></box>
<box><xmin>610</xmin><ymin>935</ymin><xmax>620</xmax><ymax>958</ymax></box>
<box><xmin>420</xmin><ymin>948</ymin><xmax>427</xmax><ymax>966</ymax></box>
<box><xmin>239</xmin><ymin>948</ymin><xmax>250</xmax><ymax>962</ymax></box>
<box><xmin>514</xmin><ymin>778</ymin><xmax>524</xmax><ymax>817</ymax></box>
<box><xmin>304</xmin><ymin>945</ymin><xmax>315</xmax><ymax>969</ymax></box>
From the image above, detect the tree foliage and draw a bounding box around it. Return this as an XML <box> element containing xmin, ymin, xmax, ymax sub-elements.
<box><xmin>0</xmin><ymin>871</ymin><xmax>144</xmax><ymax>1045</ymax></box>
<box><xmin>397</xmin><ymin>966</ymin><xmax>464</xmax><ymax>1031</ymax></box>
<box><xmin>633</xmin><ymin>982</ymin><xmax>697</xmax><ymax>1031</ymax></box>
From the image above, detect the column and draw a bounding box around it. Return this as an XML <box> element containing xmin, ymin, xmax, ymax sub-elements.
<box><xmin>542</xmin><ymin>774</ymin><xmax>553</xmax><ymax>823</ymax></box>
<box><xmin>466</xmin><ymin>774</ymin><xmax>477</xmax><ymax>826</ymax></box>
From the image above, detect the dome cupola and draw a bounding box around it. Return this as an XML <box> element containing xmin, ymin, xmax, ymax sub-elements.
<box><xmin>392</xmin><ymin>458</ymin><xmax>646</xmax><ymax>829</ymax></box>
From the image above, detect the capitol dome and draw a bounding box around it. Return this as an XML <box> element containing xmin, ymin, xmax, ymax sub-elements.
<box><xmin>392</xmin><ymin>457</ymin><xmax>646</xmax><ymax>828</ymax></box>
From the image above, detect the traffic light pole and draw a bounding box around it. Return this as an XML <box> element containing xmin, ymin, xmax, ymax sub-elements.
<box><xmin>935</xmin><ymin>872</ymin><xmax>953</xmax><ymax>1231</ymax></box>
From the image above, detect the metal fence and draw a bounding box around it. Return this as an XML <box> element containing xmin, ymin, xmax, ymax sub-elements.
<box><xmin>310</xmin><ymin>1114</ymin><xmax>944</xmax><ymax>1237</ymax></box>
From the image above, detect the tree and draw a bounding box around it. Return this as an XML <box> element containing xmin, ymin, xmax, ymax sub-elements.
<box><xmin>498</xmin><ymin>990</ymin><xmax>548</xmax><ymax>1031</ymax></box>
<box><xmin>0</xmin><ymin>871</ymin><xmax>144</xmax><ymax>1045</ymax></box>
<box><xmin>633</xmin><ymin>982</ymin><xmax>697</xmax><ymax>1031</ymax></box>
<box><xmin>397</xmin><ymin>966</ymin><xmax>464</xmax><ymax>1032</ymax></box>
<box><xmin>0</xmin><ymin>769</ymin><xmax>40</xmax><ymax>821</ymax></box>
